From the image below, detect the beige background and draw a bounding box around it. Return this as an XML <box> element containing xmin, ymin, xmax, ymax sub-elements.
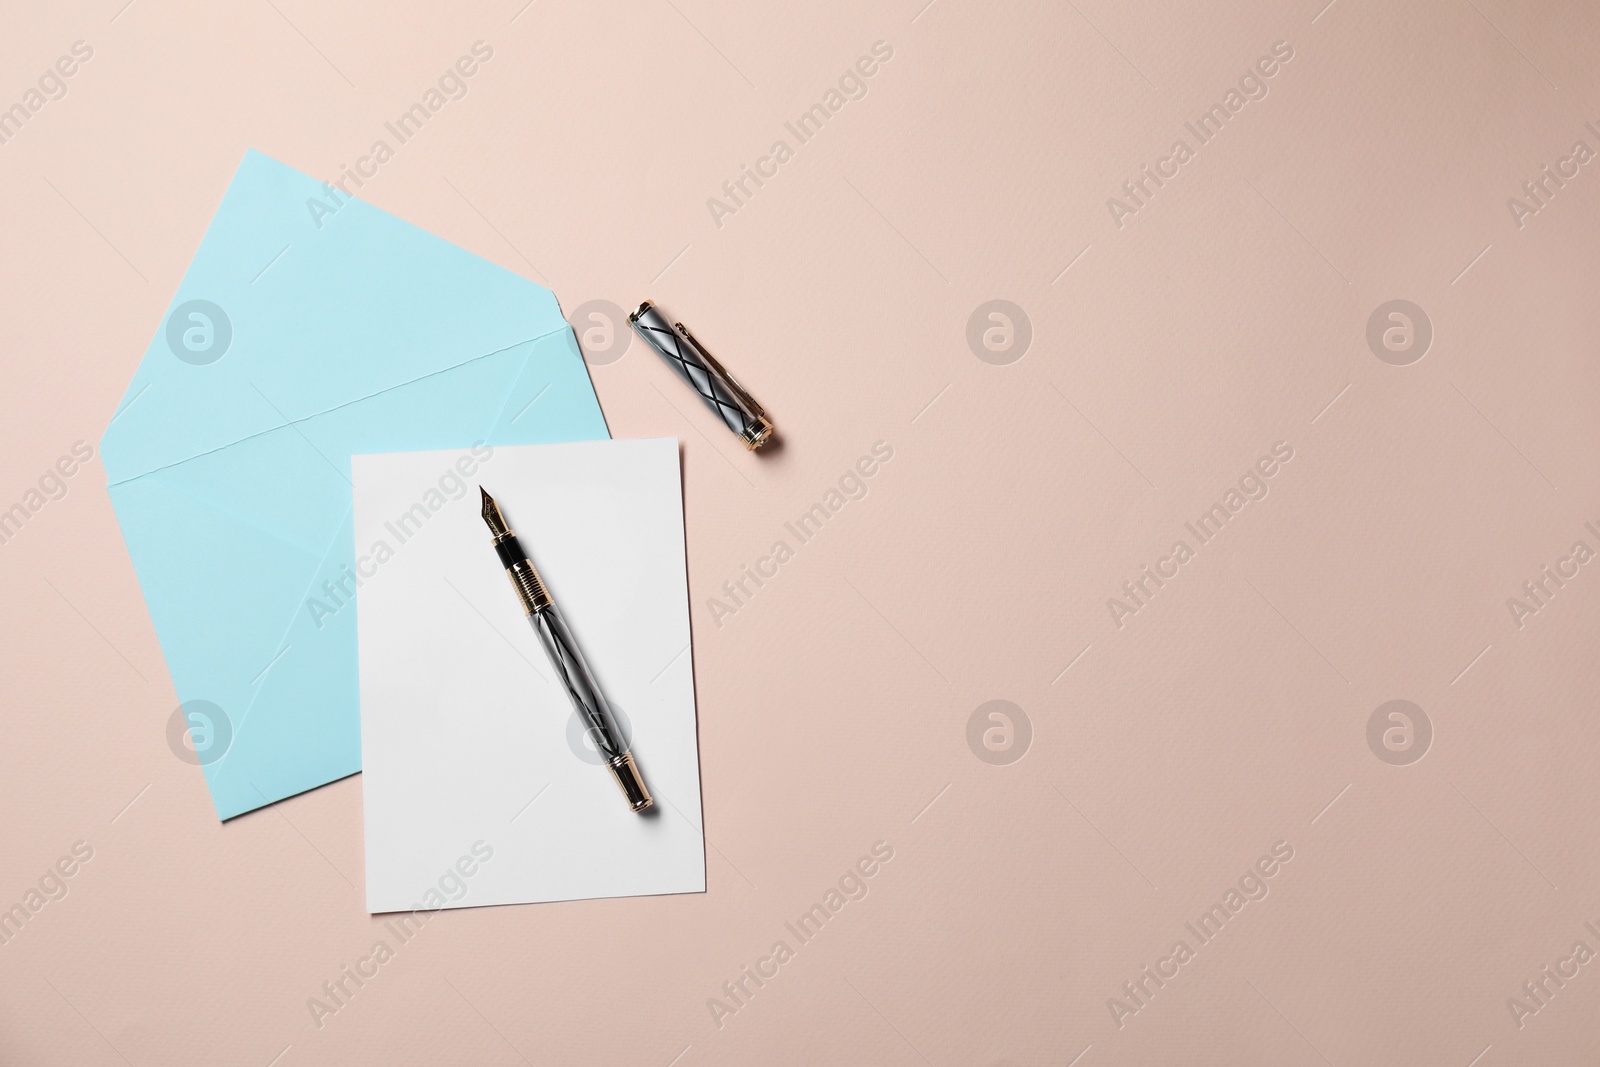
<box><xmin>3</xmin><ymin>0</ymin><xmax>1599</xmax><ymax>1064</ymax></box>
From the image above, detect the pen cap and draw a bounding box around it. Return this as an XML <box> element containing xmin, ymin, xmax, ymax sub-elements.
<box><xmin>628</xmin><ymin>301</ymin><xmax>773</xmax><ymax>450</ymax></box>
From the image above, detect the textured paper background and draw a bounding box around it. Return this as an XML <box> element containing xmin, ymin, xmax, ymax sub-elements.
<box><xmin>2</xmin><ymin>1</ymin><xmax>1598</xmax><ymax>1064</ymax></box>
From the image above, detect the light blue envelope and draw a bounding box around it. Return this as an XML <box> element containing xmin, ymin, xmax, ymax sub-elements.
<box><xmin>102</xmin><ymin>150</ymin><xmax>610</xmax><ymax>820</ymax></box>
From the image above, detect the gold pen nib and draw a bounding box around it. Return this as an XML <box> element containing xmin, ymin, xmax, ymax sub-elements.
<box><xmin>479</xmin><ymin>486</ymin><xmax>512</xmax><ymax>540</ymax></box>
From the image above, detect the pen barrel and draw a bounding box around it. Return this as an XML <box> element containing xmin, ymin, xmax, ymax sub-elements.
<box><xmin>529</xmin><ymin>605</ymin><xmax>627</xmax><ymax>764</ymax></box>
<box><xmin>629</xmin><ymin>302</ymin><xmax>773</xmax><ymax>449</ymax></box>
<box><xmin>607</xmin><ymin>752</ymin><xmax>652</xmax><ymax>813</ymax></box>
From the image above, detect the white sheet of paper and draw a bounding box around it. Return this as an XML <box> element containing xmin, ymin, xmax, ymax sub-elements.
<box><xmin>353</xmin><ymin>437</ymin><xmax>705</xmax><ymax>913</ymax></box>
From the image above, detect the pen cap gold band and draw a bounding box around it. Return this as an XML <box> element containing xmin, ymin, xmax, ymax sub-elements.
<box><xmin>607</xmin><ymin>753</ymin><xmax>652</xmax><ymax>812</ymax></box>
<box><xmin>739</xmin><ymin>415</ymin><xmax>774</xmax><ymax>451</ymax></box>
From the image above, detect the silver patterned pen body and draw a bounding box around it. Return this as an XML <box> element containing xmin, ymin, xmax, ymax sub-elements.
<box><xmin>478</xmin><ymin>487</ymin><xmax>652</xmax><ymax>812</ymax></box>
<box><xmin>628</xmin><ymin>301</ymin><xmax>775</xmax><ymax>450</ymax></box>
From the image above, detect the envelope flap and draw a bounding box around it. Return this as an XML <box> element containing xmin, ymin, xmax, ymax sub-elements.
<box><xmin>101</xmin><ymin>150</ymin><xmax>567</xmax><ymax>485</ymax></box>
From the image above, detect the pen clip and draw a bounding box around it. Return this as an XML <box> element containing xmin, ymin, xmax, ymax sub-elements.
<box><xmin>674</xmin><ymin>322</ymin><xmax>766</xmax><ymax>420</ymax></box>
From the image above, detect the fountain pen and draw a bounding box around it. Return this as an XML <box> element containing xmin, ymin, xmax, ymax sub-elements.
<box><xmin>478</xmin><ymin>487</ymin><xmax>652</xmax><ymax>812</ymax></box>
